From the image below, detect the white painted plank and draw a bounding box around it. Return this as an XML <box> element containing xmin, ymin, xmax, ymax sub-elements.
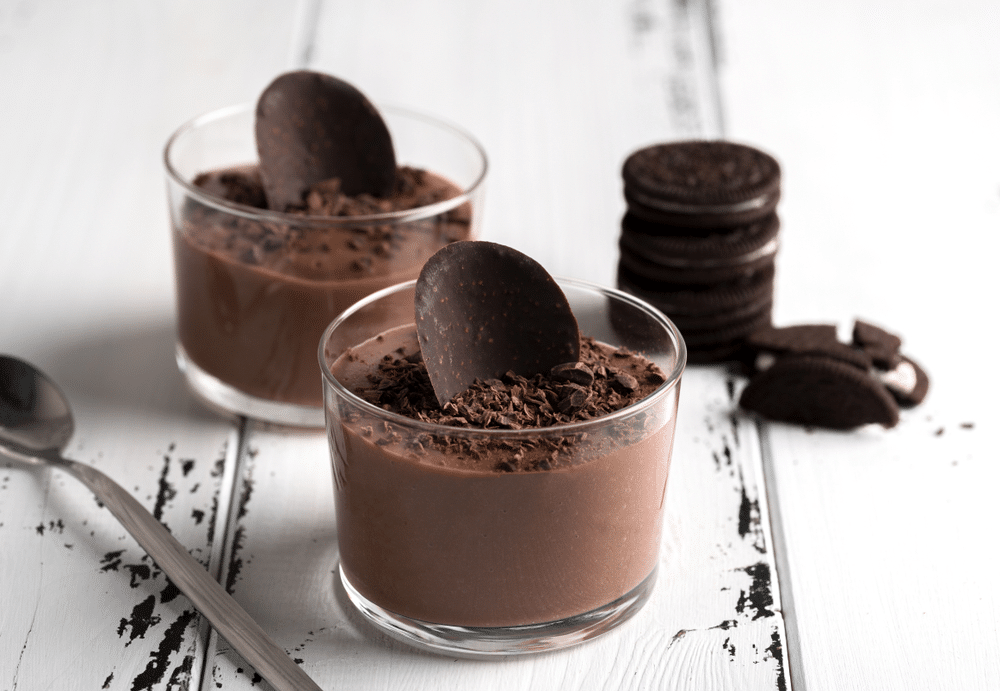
<box><xmin>1</xmin><ymin>1</ymin><xmax>795</xmax><ymax>689</ymax></box>
<box><xmin>716</xmin><ymin>0</ymin><xmax>1000</xmax><ymax>688</ymax></box>
<box><xmin>309</xmin><ymin>0</ymin><xmax>722</xmax><ymax>287</ymax></box>
<box><xmin>0</xmin><ymin>2</ymin><xmax>301</xmax><ymax>688</ymax></box>
<box><xmin>205</xmin><ymin>1</ymin><xmax>789</xmax><ymax>689</ymax></box>
<box><xmin>209</xmin><ymin>371</ymin><xmax>788</xmax><ymax>691</ymax></box>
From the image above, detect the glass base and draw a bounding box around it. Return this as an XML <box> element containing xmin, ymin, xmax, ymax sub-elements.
<box><xmin>176</xmin><ymin>344</ymin><xmax>324</xmax><ymax>428</ymax></box>
<box><xmin>339</xmin><ymin>563</ymin><xmax>657</xmax><ymax>658</ymax></box>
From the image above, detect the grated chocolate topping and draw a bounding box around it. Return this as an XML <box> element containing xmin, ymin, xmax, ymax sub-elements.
<box><xmin>348</xmin><ymin>337</ymin><xmax>667</xmax><ymax>472</ymax></box>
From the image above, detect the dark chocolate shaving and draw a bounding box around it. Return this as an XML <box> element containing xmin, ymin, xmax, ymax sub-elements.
<box><xmin>352</xmin><ymin>336</ymin><xmax>665</xmax><ymax>471</ymax></box>
<box><xmin>414</xmin><ymin>241</ymin><xmax>581</xmax><ymax>405</ymax></box>
<box><xmin>255</xmin><ymin>70</ymin><xmax>396</xmax><ymax>210</ymax></box>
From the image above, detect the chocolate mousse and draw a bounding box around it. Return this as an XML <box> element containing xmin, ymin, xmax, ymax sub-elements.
<box><xmin>322</xmin><ymin>242</ymin><xmax>685</xmax><ymax>632</ymax></box>
<box><xmin>174</xmin><ymin>166</ymin><xmax>471</xmax><ymax>406</ymax></box>
<box><xmin>169</xmin><ymin>71</ymin><xmax>478</xmax><ymax>410</ymax></box>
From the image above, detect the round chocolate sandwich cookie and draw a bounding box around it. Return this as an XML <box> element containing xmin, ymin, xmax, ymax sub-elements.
<box><xmin>622</xmin><ymin>141</ymin><xmax>781</xmax><ymax>228</ymax></box>
<box><xmin>618</xmin><ymin>264</ymin><xmax>774</xmax><ymax>364</ymax></box>
<box><xmin>679</xmin><ymin>304</ymin><xmax>773</xmax><ymax>348</ymax></box>
<box><xmin>619</xmin><ymin>212</ymin><xmax>780</xmax><ymax>285</ymax></box>
<box><xmin>686</xmin><ymin>341</ymin><xmax>753</xmax><ymax>365</ymax></box>
<box><xmin>680</xmin><ymin>307</ymin><xmax>773</xmax><ymax>365</ymax></box>
<box><xmin>667</xmin><ymin>298</ymin><xmax>773</xmax><ymax>332</ymax></box>
<box><xmin>617</xmin><ymin>262</ymin><xmax>775</xmax><ymax>318</ymax></box>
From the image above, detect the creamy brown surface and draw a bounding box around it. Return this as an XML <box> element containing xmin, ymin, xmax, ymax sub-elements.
<box><xmin>328</xmin><ymin>327</ymin><xmax>678</xmax><ymax>626</ymax></box>
<box><xmin>172</xmin><ymin>166</ymin><xmax>471</xmax><ymax>406</ymax></box>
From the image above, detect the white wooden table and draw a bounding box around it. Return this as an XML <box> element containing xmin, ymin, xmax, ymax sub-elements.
<box><xmin>1</xmin><ymin>1</ymin><xmax>997</xmax><ymax>690</ymax></box>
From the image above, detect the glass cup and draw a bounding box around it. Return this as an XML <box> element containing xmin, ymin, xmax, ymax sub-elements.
<box><xmin>164</xmin><ymin>104</ymin><xmax>487</xmax><ymax>427</ymax></box>
<box><xmin>319</xmin><ymin>278</ymin><xmax>686</xmax><ymax>656</ymax></box>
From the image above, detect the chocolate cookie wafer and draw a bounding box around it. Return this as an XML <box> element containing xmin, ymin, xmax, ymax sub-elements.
<box><xmin>619</xmin><ymin>211</ymin><xmax>780</xmax><ymax>285</ymax></box>
<box><xmin>622</xmin><ymin>140</ymin><xmax>781</xmax><ymax>228</ymax></box>
<box><xmin>616</xmin><ymin>140</ymin><xmax>782</xmax><ymax>363</ymax></box>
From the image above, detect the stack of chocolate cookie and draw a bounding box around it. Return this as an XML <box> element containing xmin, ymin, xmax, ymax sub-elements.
<box><xmin>616</xmin><ymin>140</ymin><xmax>782</xmax><ymax>363</ymax></box>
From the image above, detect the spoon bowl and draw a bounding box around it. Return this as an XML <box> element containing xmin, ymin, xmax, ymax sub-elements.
<box><xmin>0</xmin><ymin>354</ymin><xmax>322</xmax><ymax>691</ymax></box>
<box><xmin>0</xmin><ymin>354</ymin><xmax>73</xmax><ymax>455</ymax></box>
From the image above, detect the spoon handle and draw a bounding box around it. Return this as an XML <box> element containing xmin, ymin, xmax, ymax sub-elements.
<box><xmin>63</xmin><ymin>457</ymin><xmax>324</xmax><ymax>691</ymax></box>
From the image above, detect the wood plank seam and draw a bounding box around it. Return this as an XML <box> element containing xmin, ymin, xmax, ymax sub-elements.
<box><xmin>288</xmin><ymin>0</ymin><xmax>324</xmax><ymax>69</ymax></box>
<box><xmin>198</xmin><ymin>417</ymin><xmax>256</xmax><ymax>690</ymax></box>
<box><xmin>684</xmin><ymin>0</ymin><xmax>796</xmax><ymax>684</ymax></box>
<box><xmin>668</xmin><ymin>0</ymin><xmax>725</xmax><ymax>138</ymax></box>
<box><xmin>688</xmin><ymin>0</ymin><xmax>800</xmax><ymax>682</ymax></box>
<box><xmin>757</xmin><ymin>421</ymin><xmax>806</xmax><ymax>691</ymax></box>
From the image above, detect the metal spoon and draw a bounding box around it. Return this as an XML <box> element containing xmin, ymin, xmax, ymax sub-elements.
<box><xmin>0</xmin><ymin>354</ymin><xmax>323</xmax><ymax>691</ymax></box>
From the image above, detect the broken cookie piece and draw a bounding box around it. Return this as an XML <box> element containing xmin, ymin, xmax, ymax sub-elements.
<box><xmin>852</xmin><ymin>319</ymin><xmax>903</xmax><ymax>369</ymax></box>
<box><xmin>740</xmin><ymin>319</ymin><xmax>929</xmax><ymax>429</ymax></box>
<box><xmin>877</xmin><ymin>354</ymin><xmax>930</xmax><ymax>408</ymax></box>
<box><xmin>739</xmin><ymin>355</ymin><xmax>900</xmax><ymax>429</ymax></box>
<box><xmin>748</xmin><ymin>324</ymin><xmax>872</xmax><ymax>371</ymax></box>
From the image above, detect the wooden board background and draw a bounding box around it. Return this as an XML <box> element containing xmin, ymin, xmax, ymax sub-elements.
<box><xmin>716</xmin><ymin>1</ymin><xmax>1000</xmax><ymax>688</ymax></box>
<box><xmin>2</xmin><ymin>0</ymin><xmax>998</xmax><ymax>689</ymax></box>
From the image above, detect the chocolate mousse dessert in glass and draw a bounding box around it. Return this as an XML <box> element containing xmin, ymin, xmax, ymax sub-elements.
<box><xmin>164</xmin><ymin>72</ymin><xmax>487</xmax><ymax>427</ymax></box>
<box><xmin>320</xmin><ymin>244</ymin><xmax>686</xmax><ymax>656</ymax></box>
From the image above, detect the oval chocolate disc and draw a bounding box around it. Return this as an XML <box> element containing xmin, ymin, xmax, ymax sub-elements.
<box><xmin>415</xmin><ymin>241</ymin><xmax>581</xmax><ymax>406</ymax></box>
<box><xmin>255</xmin><ymin>70</ymin><xmax>396</xmax><ymax>210</ymax></box>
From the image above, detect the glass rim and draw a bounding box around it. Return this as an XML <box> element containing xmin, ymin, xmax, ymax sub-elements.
<box><xmin>318</xmin><ymin>276</ymin><xmax>687</xmax><ymax>439</ymax></box>
<box><xmin>163</xmin><ymin>102</ymin><xmax>489</xmax><ymax>226</ymax></box>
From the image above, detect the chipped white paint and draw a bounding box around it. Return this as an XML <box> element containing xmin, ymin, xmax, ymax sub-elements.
<box><xmin>0</xmin><ymin>2</ymin><xmax>296</xmax><ymax>688</ymax></box>
<box><xmin>201</xmin><ymin>1</ymin><xmax>790</xmax><ymax>689</ymax></box>
<box><xmin>717</xmin><ymin>0</ymin><xmax>1000</xmax><ymax>689</ymax></box>
<box><xmin>207</xmin><ymin>368</ymin><xmax>788</xmax><ymax>690</ymax></box>
<box><xmin>4</xmin><ymin>4</ymin><xmax>996</xmax><ymax>691</ymax></box>
<box><xmin>22</xmin><ymin>0</ymin><xmax>1000</xmax><ymax>690</ymax></box>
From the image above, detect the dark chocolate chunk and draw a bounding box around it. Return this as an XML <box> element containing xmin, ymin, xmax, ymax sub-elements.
<box><xmin>551</xmin><ymin>362</ymin><xmax>595</xmax><ymax>386</ymax></box>
<box><xmin>192</xmin><ymin>168</ymin><xmax>268</xmax><ymax>208</ymax></box>
<box><xmin>558</xmin><ymin>384</ymin><xmax>590</xmax><ymax>413</ymax></box>
<box><xmin>255</xmin><ymin>70</ymin><xmax>396</xmax><ymax>210</ymax></box>
<box><xmin>610</xmin><ymin>372</ymin><xmax>639</xmax><ymax>394</ymax></box>
<box><xmin>415</xmin><ymin>241</ymin><xmax>580</xmax><ymax>405</ymax></box>
<box><xmin>739</xmin><ymin>355</ymin><xmax>899</xmax><ymax>429</ymax></box>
